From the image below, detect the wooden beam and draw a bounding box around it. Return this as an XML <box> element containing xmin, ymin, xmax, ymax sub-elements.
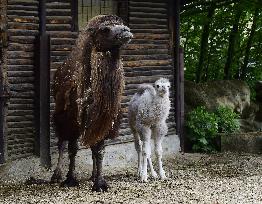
<box><xmin>36</xmin><ymin>0</ymin><xmax>51</xmax><ymax>168</ymax></box>
<box><xmin>171</xmin><ymin>0</ymin><xmax>185</xmax><ymax>153</ymax></box>
<box><xmin>0</xmin><ymin>0</ymin><xmax>9</xmax><ymax>164</ymax></box>
<box><xmin>71</xmin><ymin>0</ymin><xmax>78</xmax><ymax>32</ymax></box>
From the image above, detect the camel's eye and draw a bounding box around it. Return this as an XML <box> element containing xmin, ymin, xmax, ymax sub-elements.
<box><xmin>100</xmin><ymin>27</ymin><xmax>110</xmax><ymax>34</ymax></box>
<box><xmin>156</xmin><ymin>85</ymin><xmax>160</xmax><ymax>88</ymax></box>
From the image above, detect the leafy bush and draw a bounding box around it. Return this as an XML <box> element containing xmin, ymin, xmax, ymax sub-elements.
<box><xmin>215</xmin><ymin>106</ymin><xmax>240</xmax><ymax>133</ymax></box>
<box><xmin>186</xmin><ymin>106</ymin><xmax>240</xmax><ymax>153</ymax></box>
<box><xmin>186</xmin><ymin>106</ymin><xmax>218</xmax><ymax>152</ymax></box>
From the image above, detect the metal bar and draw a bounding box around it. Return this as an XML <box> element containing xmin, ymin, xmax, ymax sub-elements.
<box><xmin>37</xmin><ymin>0</ymin><xmax>51</xmax><ymax>168</ymax></box>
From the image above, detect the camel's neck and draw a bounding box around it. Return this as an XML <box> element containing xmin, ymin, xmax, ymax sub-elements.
<box><xmin>91</xmin><ymin>49</ymin><xmax>124</xmax><ymax>110</ymax></box>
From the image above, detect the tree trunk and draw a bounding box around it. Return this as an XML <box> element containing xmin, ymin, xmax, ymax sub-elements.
<box><xmin>240</xmin><ymin>7</ymin><xmax>259</xmax><ymax>80</ymax></box>
<box><xmin>196</xmin><ymin>5</ymin><xmax>215</xmax><ymax>83</ymax></box>
<box><xmin>224</xmin><ymin>6</ymin><xmax>242</xmax><ymax>80</ymax></box>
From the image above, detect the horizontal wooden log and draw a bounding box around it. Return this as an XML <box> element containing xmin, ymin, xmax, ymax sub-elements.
<box><xmin>7</xmin><ymin>65</ymin><xmax>34</xmax><ymax>71</ymax></box>
<box><xmin>51</xmin><ymin>45</ymin><xmax>73</xmax><ymax>51</ymax></box>
<box><xmin>51</xmin><ymin>50</ymin><xmax>71</xmax><ymax>56</ymax></box>
<box><xmin>124</xmin><ymin>65</ymin><xmax>173</xmax><ymax>72</ymax></box>
<box><xmin>7</xmin><ymin>58</ymin><xmax>34</xmax><ymax>65</ymax></box>
<box><xmin>46</xmin><ymin>16</ymin><xmax>72</xmax><ymax>24</ymax></box>
<box><xmin>47</xmin><ymin>31</ymin><xmax>78</xmax><ymax>38</ymax></box>
<box><xmin>7</xmin><ymin>10</ymin><xmax>38</xmax><ymax>16</ymax></box>
<box><xmin>129</xmin><ymin>17</ymin><xmax>167</xmax><ymax>24</ymax></box>
<box><xmin>124</xmin><ymin>70</ymin><xmax>172</xmax><ymax>77</ymax></box>
<box><xmin>123</xmin><ymin>59</ymin><xmax>172</xmax><ymax>67</ymax></box>
<box><xmin>129</xmin><ymin>6</ymin><xmax>166</xmax><ymax>14</ymax></box>
<box><xmin>129</xmin><ymin>1</ymin><xmax>167</xmax><ymax>8</ymax></box>
<box><xmin>7</xmin><ymin>5</ymin><xmax>38</xmax><ymax>11</ymax></box>
<box><xmin>7</xmin><ymin>51</ymin><xmax>34</xmax><ymax>59</ymax></box>
<box><xmin>129</xmin><ymin>23</ymin><xmax>167</xmax><ymax>29</ymax></box>
<box><xmin>8</xmin><ymin>121</ymin><xmax>34</xmax><ymax>128</ymax></box>
<box><xmin>7</xmin><ymin>127</ymin><xmax>34</xmax><ymax>135</ymax></box>
<box><xmin>130</xmin><ymin>12</ymin><xmax>167</xmax><ymax>19</ymax></box>
<box><xmin>8</xmin><ymin>71</ymin><xmax>34</xmax><ymax>77</ymax></box>
<box><xmin>125</xmin><ymin>44</ymin><xmax>168</xmax><ymax>50</ymax></box>
<box><xmin>51</xmin><ymin>38</ymin><xmax>75</xmax><ymax>45</ymax></box>
<box><xmin>133</xmin><ymin>33</ymin><xmax>169</xmax><ymax>40</ymax></box>
<box><xmin>8</xmin><ymin>77</ymin><xmax>34</xmax><ymax>84</ymax></box>
<box><xmin>8</xmin><ymin>43</ymin><xmax>35</xmax><ymax>52</ymax></box>
<box><xmin>46</xmin><ymin>2</ymin><xmax>70</xmax><ymax>9</ymax></box>
<box><xmin>9</xmin><ymin>83</ymin><xmax>34</xmax><ymax>90</ymax></box>
<box><xmin>8</xmin><ymin>22</ymin><xmax>39</xmax><ymax>30</ymax></box>
<box><xmin>122</xmin><ymin>54</ymin><xmax>170</xmax><ymax>61</ymax></box>
<box><xmin>47</xmin><ymin>24</ymin><xmax>71</xmax><ymax>31</ymax></box>
<box><xmin>8</xmin><ymin>15</ymin><xmax>39</xmax><ymax>23</ymax></box>
<box><xmin>7</xmin><ymin>110</ymin><xmax>34</xmax><ymax>116</ymax></box>
<box><xmin>9</xmin><ymin>98</ymin><xmax>33</xmax><ymax>104</ymax></box>
<box><xmin>122</xmin><ymin>48</ymin><xmax>169</xmax><ymax>55</ymax></box>
<box><xmin>8</xmin><ymin>0</ymin><xmax>38</xmax><ymax>7</ymax></box>
<box><xmin>8</xmin><ymin>36</ymin><xmax>36</xmax><ymax>44</ymax></box>
<box><xmin>132</xmin><ymin>29</ymin><xmax>168</xmax><ymax>35</ymax></box>
<box><xmin>8</xmin><ymin>29</ymin><xmax>39</xmax><ymax>36</ymax></box>
<box><xmin>46</xmin><ymin>9</ymin><xmax>71</xmax><ymax>16</ymax></box>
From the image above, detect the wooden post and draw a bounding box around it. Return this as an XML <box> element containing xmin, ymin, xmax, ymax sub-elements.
<box><xmin>179</xmin><ymin>47</ymin><xmax>185</xmax><ymax>153</ymax></box>
<box><xmin>0</xmin><ymin>0</ymin><xmax>9</xmax><ymax>164</ymax></box>
<box><xmin>171</xmin><ymin>0</ymin><xmax>185</xmax><ymax>153</ymax></box>
<box><xmin>36</xmin><ymin>0</ymin><xmax>51</xmax><ymax>168</ymax></box>
<box><xmin>71</xmin><ymin>0</ymin><xmax>78</xmax><ymax>32</ymax></box>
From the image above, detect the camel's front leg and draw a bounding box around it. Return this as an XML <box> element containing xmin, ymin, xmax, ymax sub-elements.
<box><xmin>153</xmin><ymin>123</ymin><xmax>168</xmax><ymax>180</ymax></box>
<box><xmin>61</xmin><ymin>139</ymin><xmax>79</xmax><ymax>187</ymax></box>
<box><xmin>51</xmin><ymin>139</ymin><xmax>66</xmax><ymax>183</ymax></box>
<box><xmin>139</xmin><ymin>126</ymin><xmax>151</xmax><ymax>182</ymax></box>
<box><xmin>91</xmin><ymin>140</ymin><xmax>109</xmax><ymax>192</ymax></box>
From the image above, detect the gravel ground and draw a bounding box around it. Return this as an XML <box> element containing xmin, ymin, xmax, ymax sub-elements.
<box><xmin>0</xmin><ymin>153</ymin><xmax>261</xmax><ymax>204</ymax></box>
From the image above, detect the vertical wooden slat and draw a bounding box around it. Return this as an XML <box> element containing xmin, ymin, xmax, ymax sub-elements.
<box><xmin>37</xmin><ymin>0</ymin><xmax>51</xmax><ymax>167</ymax></box>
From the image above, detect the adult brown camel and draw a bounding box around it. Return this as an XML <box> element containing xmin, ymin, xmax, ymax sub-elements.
<box><xmin>51</xmin><ymin>15</ymin><xmax>132</xmax><ymax>192</ymax></box>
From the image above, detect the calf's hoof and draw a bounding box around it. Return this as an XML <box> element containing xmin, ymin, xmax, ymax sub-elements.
<box><xmin>92</xmin><ymin>177</ymin><xmax>109</xmax><ymax>192</ymax></box>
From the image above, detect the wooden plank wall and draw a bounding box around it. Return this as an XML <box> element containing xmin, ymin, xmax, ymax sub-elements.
<box><xmin>6</xmin><ymin>0</ymin><xmax>39</xmax><ymax>160</ymax></box>
<box><xmin>46</xmin><ymin>0</ymin><xmax>78</xmax><ymax>152</ymax></box>
<box><xmin>116</xmin><ymin>0</ymin><xmax>175</xmax><ymax>143</ymax></box>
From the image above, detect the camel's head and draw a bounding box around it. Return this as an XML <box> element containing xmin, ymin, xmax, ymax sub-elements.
<box><xmin>154</xmin><ymin>78</ymin><xmax>170</xmax><ymax>97</ymax></box>
<box><xmin>87</xmin><ymin>15</ymin><xmax>133</xmax><ymax>51</ymax></box>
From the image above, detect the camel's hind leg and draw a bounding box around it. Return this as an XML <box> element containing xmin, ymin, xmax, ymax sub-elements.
<box><xmin>131</xmin><ymin>127</ymin><xmax>143</xmax><ymax>178</ymax></box>
<box><xmin>51</xmin><ymin>138</ymin><xmax>66</xmax><ymax>183</ymax></box>
<box><xmin>91</xmin><ymin>140</ymin><xmax>109</xmax><ymax>192</ymax></box>
<box><xmin>61</xmin><ymin>139</ymin><xmax>79</xmax><ymax>187</ymax></box>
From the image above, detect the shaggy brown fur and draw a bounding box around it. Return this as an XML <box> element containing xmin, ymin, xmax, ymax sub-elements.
<box><xmin>51</xmin><ymin>15</ymin><xmax>132</xmax><ymax>191</ymax></box>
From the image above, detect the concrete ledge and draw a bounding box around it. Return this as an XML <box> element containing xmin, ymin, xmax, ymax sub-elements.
<box><xmin>0</xmin><ymin>134</ymin><xmax>180</xmax><ymax>184</ymax></box>
<box><xmin>221</xmin><ymin>132</ymin><xmax>262</xmax><ymax>154</ymax></box>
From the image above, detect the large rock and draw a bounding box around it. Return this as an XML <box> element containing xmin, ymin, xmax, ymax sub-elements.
<box><xmin>185</xmin><ymin>80</ymin><xmax>262</xmax><ymax>132</ymax></box>
<box><xmin>185</xmin><ymin>80</ymin><xmax>250</xmax><ymax>115</ymax></box>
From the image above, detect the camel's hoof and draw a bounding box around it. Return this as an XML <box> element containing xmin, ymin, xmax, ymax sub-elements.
<box><xmin>89</xmin><ymin>175</ymin><xmax>96</xmax><ymax>182</ymax></box>
<box><xmin>50</xmin><ymin>170</ymin><xmax>63</xmax><ymax>183</ymax></box>
<box><xmin>60</xmin><ymin>175</ymin><xmax>79</xmax><ymax>187</ymax></box>
<box><xmin>92</xmin><ymin>177</ymin><xmax>109</xmax><ymax>192</ymax></box>
<box><xmin>151</xmin><ymin>171</ymin><xmax>158</xmax><ymax>179</ymax></box>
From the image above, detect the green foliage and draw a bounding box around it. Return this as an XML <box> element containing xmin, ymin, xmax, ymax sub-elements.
<box><xmin>186</xmin><ymin>106</ymin><xmax>218</xmax><ymax>152</ymax></box>
<box><xmin>186</xmin><ymin>106</ymin><xmax>240</xmax><ymax>152</ymax></box>
<box><xmin>181</xmin><ymin>0</ymin><xmax>262</xmax><ymax>86</ymax></box>
<box><xmin>215</xmin><ymin>106</ymin><xmax>240</xmax><ymax>133</ymax></box>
